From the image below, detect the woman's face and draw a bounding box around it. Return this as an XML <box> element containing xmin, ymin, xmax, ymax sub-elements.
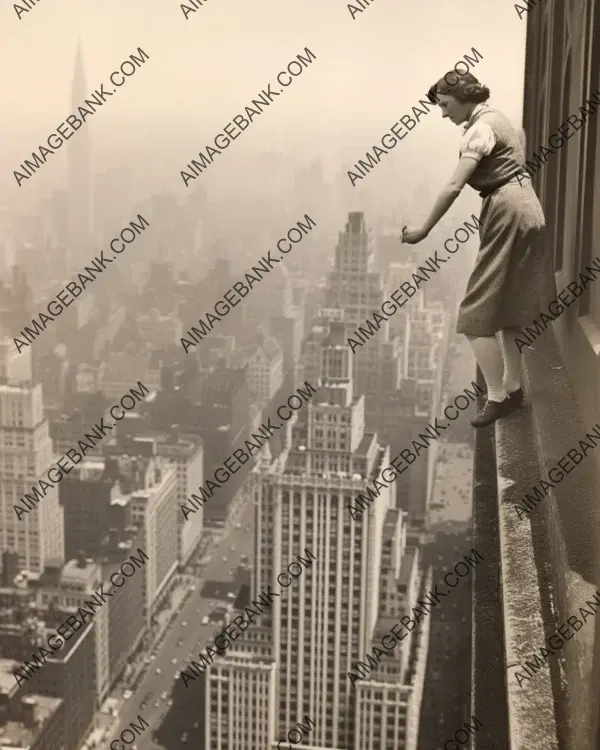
<box><xmin>436</xmin><ymin>93</ymin><xmax>471</xmax><ymax>125</ymax></box>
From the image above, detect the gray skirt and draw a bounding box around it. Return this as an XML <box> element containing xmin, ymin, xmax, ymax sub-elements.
<box><xmin>456</xmin><ymin>178</ymin><xmax>557</xmax><ymax>336</ymax></box>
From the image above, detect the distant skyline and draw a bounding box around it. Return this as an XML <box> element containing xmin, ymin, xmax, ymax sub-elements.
<box><xmin>1</xmin><ymin>0</ymin><xmax>526</xmax><ymax>211</ymax></box>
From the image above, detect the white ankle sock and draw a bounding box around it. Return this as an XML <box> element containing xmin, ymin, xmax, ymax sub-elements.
<box><xmin>487</xmin><ymin>385</ymin><xmax>508</xmax><ymax>403</ymax></box>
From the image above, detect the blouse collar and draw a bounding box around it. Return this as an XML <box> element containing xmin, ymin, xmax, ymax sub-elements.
<box><xmin>463</xmin><ymin>102</ymin><xmax>489</xmax><ymax>132</ymax></box>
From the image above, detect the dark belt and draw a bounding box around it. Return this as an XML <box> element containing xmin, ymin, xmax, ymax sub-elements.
<box><xmin>478</xmin><ymin>172</ymin><xmax>527</xmax><ymax>199</ymax></box>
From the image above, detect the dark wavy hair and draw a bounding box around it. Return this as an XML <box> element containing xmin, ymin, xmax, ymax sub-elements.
<box><xmin>427</xmin><ymin>70</ymin><xmax>490</xmax><ymax>105</ymax></box>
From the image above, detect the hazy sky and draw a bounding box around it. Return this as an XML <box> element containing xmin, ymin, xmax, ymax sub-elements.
<box><xmin>0</xmin><ymin>0</ymin><xmax>526</xmax><ymax>212</ymax></box>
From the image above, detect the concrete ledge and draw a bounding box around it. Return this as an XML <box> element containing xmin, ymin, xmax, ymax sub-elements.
<box><xmin>491</xmin><ymin>325</ymin><xmax>600</xmax><ymax>750</ymax></box>
<box><xmin>495</xmin><ymin>399</ymin><xmax>559</xmax><ymax>750</ymax></box>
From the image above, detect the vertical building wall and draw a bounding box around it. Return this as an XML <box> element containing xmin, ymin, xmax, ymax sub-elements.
<box><xmin>523</xmin><ymin>2</ymin><xmax>600</xmax><ymax>426</ymax></box>
<box><xmin>131</xmin><ymin>461</ymin><xmax>178</xmax><ymax>620</ymax></box>
<box><xmin>105</xmin><ymin>555</ymin><xmax>146</xmax><ymax>693</ymax></box>
<box><xmin>177</xmin><ymin>442</ymin><xmax>204</xmax><ymax>564</ymax></box>
<box><xmin>523</xmin><ymin>4</ymin><xmax>600</xmax><ymax>746</ymax></box>
<box><xmin>0</xmin><ymin>381</ymin><xmax>64</xmax><ymax>573</ymax></box>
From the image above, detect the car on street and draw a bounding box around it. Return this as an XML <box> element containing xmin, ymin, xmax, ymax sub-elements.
<box><xmin>123</xmin><ymin>689</ymin><xmax>133</xmax><ymax>700</ymax></box>
<box><xmin>182</xmin><ymin>621</ymin><xmax>188</xmax><ymax>626</ymax></box>
<box><xmin>221</xmin><ymin>556</ymin><xmax>227</xmax><ymax>562</ymax></box>
<box><xmin>235</xmin><ymin>522</ymin><xmax>241</xmax><ymax>529</ymax></box>
<box><xmin>201</xmin><ymin>615</ymin><xmax>209</xmax><ymax>625</ymax></box>
<box><xmin>171</xmin><ymin>657</ymin><xmax>177</xmax><ymax>664</ymax></box>
<box><xmin>153</xmin><ymin>700</ymin><xmax>160</xmax><ymax>708</ymax></box>
<box><xmin>227</xmin><ymin>592</ymin><xmax>236</xmax><ymax>600</ymax></box>
<box><xmin>176</xmin><ymin>639</ymin><xmax>183</xmax><ymax>647</ymax></box>
<box><xmin>155</xmin><ymin>668</ymin><xmax>161</xmax><ymax>675</ymax></box>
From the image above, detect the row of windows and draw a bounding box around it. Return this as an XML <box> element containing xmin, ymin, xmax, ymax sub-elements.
<box><xmin>313</xmin><ymin>412</ymin><xmax>351</xmax><ymax>423</ymax></box>
<box><xmin>0</xmin><ymin>433</ymin><xmax>29</xmax><ymax>447</ymax></box>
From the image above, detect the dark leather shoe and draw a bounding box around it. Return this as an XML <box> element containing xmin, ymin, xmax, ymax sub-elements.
<box><xmin>508</xmin><ymin>387</ymin><xmax>523</xmax><ymax>406</ymax></box>
<box><xmin>471</xmin><ymin>397</ymin><xmax>518</xmax><ymax>428</ymax></box>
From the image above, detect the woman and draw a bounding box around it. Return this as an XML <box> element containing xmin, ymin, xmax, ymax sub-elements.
<box><xmin>402</xmin><ymin>70</ymin><xmax>555</xmax><ymax>428</ymax></box>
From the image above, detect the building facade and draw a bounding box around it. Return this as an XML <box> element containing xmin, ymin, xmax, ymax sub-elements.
<box><xmin>124</xmin><ymin>448</ymin><xmax>179</xmax><ymax>624</ymax></box>
<box><xmin>203</xmin><ymin>322</ymin><xmax>429</xmax><ymax>749</ymax></box>
<box><xmin>525</xmin><ymin>2</ymin><xmax>600</xmax><ymax>745</ymax></box>
<box><xmin>524</xmin><ymin>0</ymin><xmax>600</xmax><ymax>422</ymax></box>
<box><xmin>0</xmin><ymin>377</ymin><xmax>64</xmax><ymax>575</ymax></box>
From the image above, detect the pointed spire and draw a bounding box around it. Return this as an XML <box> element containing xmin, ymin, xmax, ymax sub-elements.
<box><xmin>72</xmin><ymin>38</ymin><xmax>87</xmax><ymax>103</ymax></box>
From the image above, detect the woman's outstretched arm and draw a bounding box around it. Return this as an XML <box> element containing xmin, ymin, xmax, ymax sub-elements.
<box><xmin>403</xmin><ymin>156</ymin><xmax>479</xmax><ymax>243</ymax></box>
<box><xmin>421</xmin><ymin>156</ymin><xmax>479</xmax><ymax>233</ymax></box>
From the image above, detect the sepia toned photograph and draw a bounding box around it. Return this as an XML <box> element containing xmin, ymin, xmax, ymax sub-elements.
<box><xmin>0</xmin><ymin>0</ymin><xmax>599</xmax><ymax>748</ymax></box>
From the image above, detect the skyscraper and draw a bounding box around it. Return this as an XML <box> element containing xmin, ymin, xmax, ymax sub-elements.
<box><xmin>204</xmin><ymin>321</ymin><xmax>428</xmax><ymax>749</ymax></box>
<box><xmin>67</xmin><ymin>41</ymin><xmax>94</xmax><ymax>273</ymax></box>
<box><xmin>325</xmin><ymin>212</ymin><xmax>404</xmax><ymax>437</ymax></box>
<box><xmin>0</xmin><ymin>342</ymin><xmax>64</xmax><ymax>574</ymax></box>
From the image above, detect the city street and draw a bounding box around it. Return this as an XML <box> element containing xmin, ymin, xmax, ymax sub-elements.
<box><xmin>104</xmin><ymin>499</ymin><xmax>256</xmax><ymax>749</ymax></box>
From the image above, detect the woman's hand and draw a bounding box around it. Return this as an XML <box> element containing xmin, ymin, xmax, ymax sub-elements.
<box><xmin>402</xmin><ymin>225</ymin><xmax>429</xmax><ymax>244</ymax></box>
